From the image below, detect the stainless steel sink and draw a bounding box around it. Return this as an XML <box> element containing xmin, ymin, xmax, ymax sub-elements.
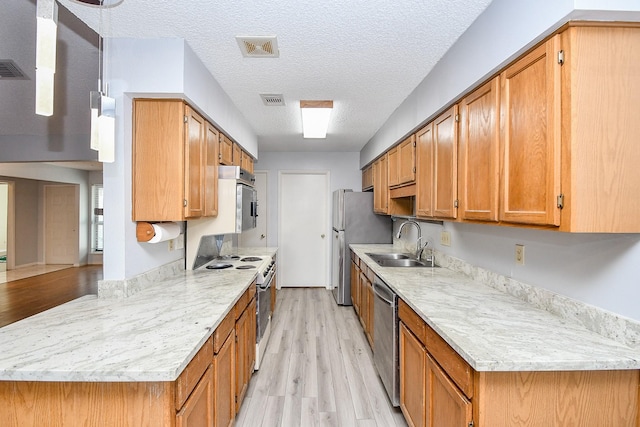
<box><xmin>365</xmin><ymin>252</ymin><xmax>412</xmax><ymax>260</ymax></box>
<box><xmin>366</xmin><ymin>253</ymin><xmax>439</xmax><ymax>268</ymax></box>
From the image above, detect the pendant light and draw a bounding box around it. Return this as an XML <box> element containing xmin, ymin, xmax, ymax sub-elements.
<box><xmin>35</xmin><ymin>0</ymin><xmax>58</xmax><ymax>116</ymax></box>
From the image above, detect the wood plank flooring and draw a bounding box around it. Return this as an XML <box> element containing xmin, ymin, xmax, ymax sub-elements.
<box><xmin>0</xmin><ymin>265</ymin><xmax>102</xmax><ymax>328</ymax></box>
<box><xmin>236</xmin><ymin>288</ymin><xmax>407</xmax><ymax>427</ymax></box>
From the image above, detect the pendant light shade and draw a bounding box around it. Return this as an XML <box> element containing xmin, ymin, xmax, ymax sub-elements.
<box><xmin>35</xmin><ymin>0</ymin><xmax>58</xmax><ymax>116</ymax></box>
<box><xmin>90</xmin><ymin>91</ymin><xmax>116</xmax><ymax>163</ymax></box>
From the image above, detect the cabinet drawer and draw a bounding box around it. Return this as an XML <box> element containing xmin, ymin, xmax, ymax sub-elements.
<box><xmin>248</xmin><ymin>281</ymin><xmax>257</xmax><ymax>300</ymax></box>
<box><xmin>213</xmin><ymin>311</ymin><xmax>235</xmax><ymax>354</ymax></box>
<box><xmin>234</xmin><ymin>291</ymin><xmax>250</xmax><ymax>320</ymax></box>
<box><xmin>175</xmin><ymin>336</ymin><xmax>213</xmax><ymax>410</ymax></box>
<box><xmin>398</xmin><ymin>299</ymin><xmax>426</xmax><ymax>344</ymax></box>
<box><xmin>424</xmin><ymin>323</ymin><xmax>474</xmax><ymax>398</ymax></box>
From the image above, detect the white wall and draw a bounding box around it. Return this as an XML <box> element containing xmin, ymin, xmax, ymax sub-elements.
<box><xmin>104</xmin><ymin>38</ymin><xmax>257</xmax><ymax>280</ymax></box>
<box><xmin>0</xmin><ymin>183</ymin><xmax>7</xmax><ymax>255</ymax></box>
<box><xmin>255</xmin><ymin>151</ymin><xmax>362</xmax><ymax>248</ymax></box>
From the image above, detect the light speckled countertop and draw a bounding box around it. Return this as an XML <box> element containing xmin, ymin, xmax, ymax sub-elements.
<box><xmin>0</xmin><ymin>248</ymin><xmax>277</xmax><ymax>382</ymax></box>
<box><xmin>351</xmin><ymin>244</ymin><xmax>640</xmax><ymax>372</ymax></box>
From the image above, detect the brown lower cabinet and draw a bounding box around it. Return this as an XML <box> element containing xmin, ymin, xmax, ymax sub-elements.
<box><xmin>398</xmin><ymin>298</ymin><xmax>639</xmax><ymax>427</ymax></box>
<box><xmin>0</xmin><ymin>285</ymin><xmax>258</xmax><ymax>427</ymax></box>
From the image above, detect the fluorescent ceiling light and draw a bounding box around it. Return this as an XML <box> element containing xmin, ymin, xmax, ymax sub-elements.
<box><xmin>35</xmin><ymin>0</ymin><xmax>58</xmax><ymax>116</ymax></box>
<box><xmin>300</xmin><ymin>100</ymin><xmax>333</xmax><ymax>139</ymax></box>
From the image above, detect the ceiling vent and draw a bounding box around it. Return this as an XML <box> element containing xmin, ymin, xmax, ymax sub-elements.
<box><xmin>260</xmin><ymin>93</ymin><xmax>285</xmax><ymax>106</ymax></box>
<box><xmin>236</xmin><ymin>36</ymin><xmax>279</xmax><ymax>58</ymax></box>
<box><xmin>0</xmin><ymin>60</ymin><xmax>28</xmax><ymax>80</ymax></box>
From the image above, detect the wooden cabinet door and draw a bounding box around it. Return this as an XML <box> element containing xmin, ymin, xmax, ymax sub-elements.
<box><xmin>241</xmin><ymin>151</ymin><xmax>253</xmax><ymax>173</ymax></box>
<box><xmin>213</xmin><ymin>332</ymin><xmax>235</xmax><ymax>427</ymax></box>
<box><xmin>365</xmin><ymin>278</ymin><xmax>374</xmax><ymax>348</ymax></box>
<box><xmin>388</xmin><ymin>146</ymin><xmax>400</xmax><ymax>187</ymax></box>
<box><xmin>219</xmin><ymin>135</ymin><xmax>233</xmax><ymax>165</ymax></box>
<box><xmin>398</xmin><ymin>135</ymin><xmax>416</xmax><ymax>185</ymax></box>
<box><xmin>362</xmin><ymin>165</ymin><xmax>373</xmax><ymax>191</ymax></box>
<box><xmin>416</xmin><ymin>123</ymin><xmax>434</xmax><ymax>218</ymax></box>
<box><xmin>458</xmin><ymin>77</ymin><xmax>500</xmax><ymax>222</ymax></box>
<box><xmin>426</xmin><ymin>354</ymin><xmax>472</xmax><ymax>427</ymax></box>
<box><xmin>204</xmin><ymin>122</ymin><xmax>219</xmax><ymax>217</ymax></box>
<box><xmin>132</xmin><ymin>99</ymin><xmax>186</xmax><ymax>221</ymax></box>
<box><xmin>500</xmin><ymin>35</ymin><xmax>561</xmax><ymax>226</ymax></box>
<box><xmin>400</xmin><ymin>322</ymin><xmax>427</xmax><ymax>427</ymax></box>
<box><xmin>235</xmin><ymin>295</ymin><xmax>255</xmax><ymax>413</ymax></box>
<box><xmin>350</xmin><ymin>259</ymin><xmax>360</xmax><ymax>314</ymax></box>
<box><xmin>232</xmin><ymin>143</ymin><xmax>242</xmax><ymax>167</ymax></box>
<box><xmin>373</xmin><ymin>155</ymin><xmax>389</xmax><ymax>214</ymax></box>
<box><xmin>433</xmin><ymin>105</ymin><xmax>458</xmax><ymax>219</ymax></box>
<box><xmin>184</xmin><ymin>106</ymin><xmax>206</xmax><ymax>219</ymax></box>
<box><xmin>235</xmin><ymin>305</ymin><xmax>249</xmax><ymax>410</ymax></box>
<box><xmin>176</xmin><ymin>365</ymin><xmax>214</xmax><ymax>427</ymax></box>
<box><xmin>358</xmin><ymin>269</ymin><xmax>368</xmax><ymax>329</ymax></box>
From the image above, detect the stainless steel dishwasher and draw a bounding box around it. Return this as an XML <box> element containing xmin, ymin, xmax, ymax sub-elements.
<box><xmin>372</xmin><ymin>276</ymin><xmax>400</xmax><ymax>407</ymax></box>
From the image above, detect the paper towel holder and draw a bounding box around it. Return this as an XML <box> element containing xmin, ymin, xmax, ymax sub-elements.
<box><xmin>136</xmin><ymin>222</ymin><xmax>156</xmax><ymax>242</ymax></box>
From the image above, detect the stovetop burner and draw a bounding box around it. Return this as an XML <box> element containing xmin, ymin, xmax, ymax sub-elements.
<box><xmin>236</xmin><ymin>265</ymin><xmax>256</xmax><ymax>270</ymax></box>
<box><xmin>241</xmin><ymin>257</ymin><xmax>263</xmax><ymax>262</ymax></box>
<box><xmin>205</xmin><ymin>263</ymin><xmax>233</xmax><ymax>270</ymax></box>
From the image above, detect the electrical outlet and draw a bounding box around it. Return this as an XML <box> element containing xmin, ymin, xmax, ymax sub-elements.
<box><xmin>515</xmin><ymin>244</ymin><xmax>525</xmax><ymax>265</ymax></box>
<box><xmin>440</xmin><ymin>231</ymin><xmax>451</xmax><ymax>246</ymax></box>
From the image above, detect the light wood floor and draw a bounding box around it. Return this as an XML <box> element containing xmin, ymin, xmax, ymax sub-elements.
<box><xmin>236</xmin><ymin>288</ymin><xmax>407</xmax><ymax>427</ymax></box>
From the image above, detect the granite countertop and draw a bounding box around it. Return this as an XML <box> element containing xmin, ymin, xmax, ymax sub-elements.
<box><xmin>351</xmin><ymin>244</ymin><xmax>640</xmax><ymax>372</ymax></box>
<box><xmin>0</xmin><ymin>247</ymin><xmax>277</xmax><ymax>382</ymax></box>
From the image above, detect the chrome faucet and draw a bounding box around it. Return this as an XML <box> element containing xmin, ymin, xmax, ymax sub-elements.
<box><xmin>396</xmin><ymin>220</ymin><xmax>428</xmax><ymax>260</ymax></box>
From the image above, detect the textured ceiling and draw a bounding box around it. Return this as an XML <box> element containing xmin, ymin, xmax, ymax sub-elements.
<box><xmin>56</xmin><ymin>0</ymin><xmax>494</xmax><ymax>153</ymax></box>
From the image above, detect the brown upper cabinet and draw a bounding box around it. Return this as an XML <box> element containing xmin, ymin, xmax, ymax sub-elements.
<box><xmin>232</xmin><ymin>142</ymin><xmax>242</xmax><ymax>167</ymax></box>
<box><xmin>416</xmin><ymin>106</ymin><xmax>458</xmax><ymax>220</ymax></box>
<box><xmin>241</xmin><ymin>150</ymin><xmax>254</xmax><ymax>174</ymax></box>
<box><xmin>388</xmin><ymin>134</ymin><xmax>416</xmax><ymax>189</ymax></box>
<box><xmin>458</xmin><ymin>77</ymin><xmax>500</xmax><ymax>223</ymax></box>
<box><xmin>219</xmin><ymin>132</ymin><xmax>233</xmax><ymax>166</ymax></box>
<box><xmin>132</xmin><ymin>99</ymin><xmax>218</xmax><ymax>221</ymax></box>
<box><xmin>557</xmin><ymin>25</ymin><xmax>640</xmax><ymax>232</ymax></box>
<box><xmin>500</xmin><ymin>35</ymin><xmax>561</xmax><ymax>227</ymax></box>
<box><xmin>219</xmin><ymin>134</ymin><xmax>234</xmax><ymax>165</ymax></box>
<box><xmin>362</xmin><ymin>164</ymin><xmax>373</xmax><ymax>191</ymax></box>
<box><xmin>373</xmin><ymin>154</ymin><xmax>389</xmax><ymax>214</ymax></box>
<box><xmin>397</xmin><ymin>135</ymin><xmax>417</xmax><ymax>185</ymax></box>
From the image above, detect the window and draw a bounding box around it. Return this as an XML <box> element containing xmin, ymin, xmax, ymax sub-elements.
<box><xmin>91</xmin><ymin>184</ymin><xmax>103</xmax><ymax>252</ymax></box>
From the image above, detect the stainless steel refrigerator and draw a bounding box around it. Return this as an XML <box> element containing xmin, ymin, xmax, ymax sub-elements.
<box><xmin>332</xmin><ymin>189</ymin><xmax>392</xmax><ymax>305</ymax></box>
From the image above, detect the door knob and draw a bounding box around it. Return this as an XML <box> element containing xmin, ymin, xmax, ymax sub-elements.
<box><xmin>321</xmin><ymin>234</ymin><xmax>325</xmax><ymax>238</ymax></box>
<box><xmin>260</xmin><ymin>234</ymin><xmax>265</xmax><ymax>239</ymax></box>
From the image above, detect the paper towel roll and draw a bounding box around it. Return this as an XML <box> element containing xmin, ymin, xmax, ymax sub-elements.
<box><xmin>148</xmin><ymin>222</ymin><xmax>181</xmax><ymax>243</ymax></box>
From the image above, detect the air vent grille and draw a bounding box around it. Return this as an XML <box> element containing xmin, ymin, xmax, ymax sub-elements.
<box><xmin>260</xmin><ymin>94</ymin><xmax>285</xmax><ymax>106</ymax></box>
<box><xmin>236</xmin><ymin>36</ymin><xmax>279</xmax><ymax>58</ymax></box>
<box><xmin>0</xmin><ymin>60</ymin><xmax>28</xmax><ymax>80</ymax></box>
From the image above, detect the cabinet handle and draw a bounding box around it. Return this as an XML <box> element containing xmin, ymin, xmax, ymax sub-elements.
<box><xmin>183</xmin><ymin>199</ymin><xmax>187</xmax><ymax>207</ymax></box>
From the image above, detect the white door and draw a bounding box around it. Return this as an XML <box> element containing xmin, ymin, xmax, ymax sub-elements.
<box><xmin>239</xmin><ymin>171</ymin><xmax>267</xmax><ymax>247</ymax></box>
<box><xmin>45</xmin><ymin>185</ymin><xmax>79</xmax><ymax>265</ymax></box>
<box><xmin>279</xmin><ymin>171</ymin><xmax>329</xmax><ymax>287</ymax></box>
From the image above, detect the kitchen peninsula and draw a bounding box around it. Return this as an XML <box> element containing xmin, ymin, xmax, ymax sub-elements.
<box><xmin>0</xmin><ymin>248</ymin><xmax>277</xmax><ymax>426</ymax></box>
